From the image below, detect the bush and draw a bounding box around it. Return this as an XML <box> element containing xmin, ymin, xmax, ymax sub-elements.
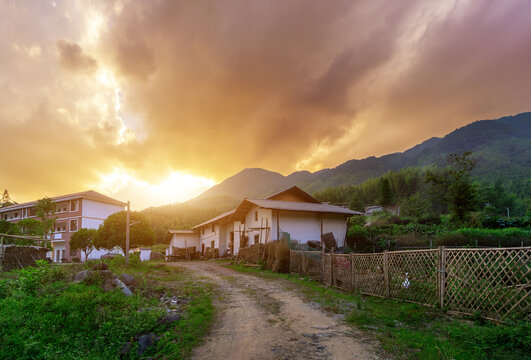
<box><xmin>435</xmin><ymin>228</ymin><xmax>531</xmax><ymax>247</ymax></box>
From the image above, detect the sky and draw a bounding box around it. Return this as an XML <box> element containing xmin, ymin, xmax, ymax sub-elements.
<box><xmin>1</xmin><ymin>0</ymin><xmax>531</xmax><ymax>210</ymax></box>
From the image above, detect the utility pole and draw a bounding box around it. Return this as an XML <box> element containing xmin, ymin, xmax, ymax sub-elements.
<box><xmin>125</xmin><ymin>201</ymin><xmax>130</xmax><ymax>266</ymax></box>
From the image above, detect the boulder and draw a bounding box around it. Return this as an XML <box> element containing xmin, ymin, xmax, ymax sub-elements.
<box><xmin>136</xmin><ymin>333</ymin><xmax>158</xmax><ymax>355</ymax></box>
<box><xmin>74</xmin><ymin>270</ymin><xmax>92</xmax><ymax>282</ymax></box>
<box><xmin>158</xmin><ymin>313</ymin><xmax>181</xmax><ymax>325</ymax></box>
<box><xmin>119</xmin><ymin>273</ymin><xmax>135</xmax><ymax>286</ymax></box>
<box><xmin>113</xmin><ymin>278</ymin><xmax>132</xmax><ymax>296</ymax></box>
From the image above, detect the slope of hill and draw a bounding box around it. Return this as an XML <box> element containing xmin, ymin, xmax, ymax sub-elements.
<box><xmin>191</xmin><ymin>112</ymin><xmax>531</xmax><ymax>201</ymax></box>
<box><xmin>142</xmin><ymin>112</ymin><xmax>531</xmax><ymax>240</ymax></box>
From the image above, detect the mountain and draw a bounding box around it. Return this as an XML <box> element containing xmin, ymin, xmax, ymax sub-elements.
<box><xmin>190</xmin><ymin>112</ymin><xmax>531</xmax><ymax>202</ymax></box>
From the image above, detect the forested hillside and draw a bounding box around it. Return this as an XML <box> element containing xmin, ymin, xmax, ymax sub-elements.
<box><xmin>142</xmin><ymin>112</ymin><xmax>531</xmax><ymax>242</ymax></box>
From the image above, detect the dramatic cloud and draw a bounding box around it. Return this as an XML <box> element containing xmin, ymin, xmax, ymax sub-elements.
<box><xmin>1</xmin><ymin>0</ymin><xmax>530</xmax><ymax>207</ymax></box>
<box><xmin>56</xmin><ymin>40</ymin><xmax>98</xmax><ymax>73</ymax></box>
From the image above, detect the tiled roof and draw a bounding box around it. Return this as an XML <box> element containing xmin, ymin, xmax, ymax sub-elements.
<box><xmin>0</xmin><ymin>190</ymin><xmax>127</xmax><ymax>212</ymax></box>
<box><xmin>192</xmin><ymin>209</ymin><xmax>236</xmax><ymax>229</ymax></box>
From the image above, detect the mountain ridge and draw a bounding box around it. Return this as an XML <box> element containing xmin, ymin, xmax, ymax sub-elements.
<box><xmin>187</xmin><ymin>111</ymin><xmax>531</xmax><ymax>205</ymax></box>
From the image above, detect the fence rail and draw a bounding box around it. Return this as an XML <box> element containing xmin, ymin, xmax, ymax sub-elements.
<box><xmin>290</xmin><ymin>247</ymin><xmax>530</xmax><ymax>321</ymax></box>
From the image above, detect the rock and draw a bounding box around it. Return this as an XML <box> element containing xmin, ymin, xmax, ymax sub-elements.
<box><xmin>119</xmin><ymin>274</ymin><xmax>135</xmax><ymax>286</ymax></box>
<box><xmin>150</xmin><ymin>252</ymin><xmax>165</xmax><ymax>261</ymax></box>
<box><xmin>137</xmin><ymin>333</ymin><xmax>157</xmax><ymax>355</ymax></box>
<box><xmin>92</xmin><ymin>262</ymin><xmax>109</xmax><ymax>271</ymax></box>
<box><xmin>158</xmin><ymin>313</ymin><xmax>181</xmax><ymax>325</ymax></box>
<box><xmin>118</xmin><ymin>341</ymin><xmax>132</xmax><ymax>358</ymax></box>
<box><xmin>113</xmin><ymin>278</ymin><xmax>132</xmax><ymax>296</ymax></box>
<box><xmin>74</xmin><ymin>270</ymin><xmax>92</xmax><ymax>282</ymax></box>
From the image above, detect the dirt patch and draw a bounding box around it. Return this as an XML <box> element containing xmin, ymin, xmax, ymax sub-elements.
<box><xmin>167</xmin><ymin>261</ymin><xmax>382</xmax><ymax>360</ymax></box>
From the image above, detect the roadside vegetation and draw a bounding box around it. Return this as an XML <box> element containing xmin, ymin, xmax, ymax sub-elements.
<box><xmin>228</xmin><ymin>263</ymin><xmax>531</xmax><ymax>360</ymax></box>
<box><xmin>0</xmin><ymin>258</ymin><xmax>214</xmax><ymax>360</ymax></box>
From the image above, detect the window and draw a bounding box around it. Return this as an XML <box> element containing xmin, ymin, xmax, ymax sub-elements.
<box><xmin>211</xmin><ymin>240</ymin><xmax>215</xmax><ymax>249</ymax></box>
<box><xmin>254</xmin><ymin>234</ymin><xmax>259</xmax><ymax>244</ymax></box>
<box><xmin>70</xmin><ymin>200</ymin><xmax>78</xmax><ymax>212</ymax></box>
<box><xmin>254</xmin><ymin>211</ymin><xmax>258</xmax><ymax>221</ymax></box>
<box><xmin>211</xmin><ymin>224</ymin><xmax>215</xmax><ymax>232</ymax></box>
<box><xmin>201</xmin><ymin>228</ymin><xmax>205</xmax><ymax>235</ymax></box>
<box><xmin>56</xmin><ymin>202</ymin><xmax>67</xmax><ymax>213</ymax></box>
<box><xmin>14</xmin><ymin>212</ymin><xmax>18</xmax><ymax>218</ymax></box>
<box><xmin>69</xmin><ymin>219</ymin><xmax>78</xmax><ymax>232</ymax></box>
<box><xmin>55</xmin><ymin>222</ymin><xmax>67</xmax><ymax>232</ymax></box>
<box><xmin>28</xmin><ymin>207</ymin><xmax>36</xmax><ymax>216</ymax></box>
<box><xmin>2</xmin><ymin>214</ymin><xmax>6</xmax><ymax>220</ymax></box>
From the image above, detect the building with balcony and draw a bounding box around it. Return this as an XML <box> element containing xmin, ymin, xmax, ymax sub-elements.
<box><xmin>0</xmin><ymin>190</ymin><xmax>126</xmax><ymax>262</ymax></box>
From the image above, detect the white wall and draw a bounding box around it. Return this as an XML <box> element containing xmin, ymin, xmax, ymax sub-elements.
<box><xmin>277</xmin><ymin>211</ymin><xmax>321</xmax><ymax>245</ymax></box>
<box><xmin>322</xmin><ymin>214</ymin><xmax>349</xmax><ymax>247</ymax></box>
<box><xmin>244</xmin><ymin>206</ymin><xmax>272</xmax><ymax>246</ymax></box>
<box><xmin>82</xmin><ymin>199</ymin><xmax>125</xmax><ymax>227</ymax></box>
<box><xmin>167</xmin><ymin>233</ymin><xmax>200</xmax><ymax>255</ymax></box>
<box><xmin>199</xmin><ymin>224</ymin><xmax>220</xmax><ymax>253</ymax></box>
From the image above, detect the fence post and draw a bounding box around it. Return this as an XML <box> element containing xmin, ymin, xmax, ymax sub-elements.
<box><xmin>331</xmin><ymin>249</ymin><xmax>335</xmax><ymax>287</ymax></box>
<box><xmin>320</xmin><ymin>246</ymin><xmax>325</xmax><ymax>284</ymax></box>
<box><xmin>289</xmin><ymin>250</ymin><xmax>292</xmax><ymax>274</ymax></box>
<box><xmin>350</xmin><ymin>252</ymin><xmax>354</xmax><ymax>292</ymax></box>
<box><xmin>383</xmin><ymin>250</ymin><xmax>390</xmax><ymax>298</ymax></box>
<box><xmin>438</xmin><ymin>246</ymin><xmax>446</xmax><ymax>309</ymax></box>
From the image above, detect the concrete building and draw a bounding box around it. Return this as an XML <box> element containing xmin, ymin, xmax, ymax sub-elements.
<box><xmin>0</xmin><ymin>190</ymin><xmax>126</xmax><ymax>262</ymax></box>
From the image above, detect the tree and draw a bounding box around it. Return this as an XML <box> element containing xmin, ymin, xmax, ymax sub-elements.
<box><xmin>15</xmin><ymin>218</ymin><xmax>44</xmax><ymax>237</ymax></box>
<box><xmin>379</xmin><ymin>178</ymin><xmax>394</xmax><ymax>206</ymax></box>
<box><xmin>425</xmin><ymin>151</ymin><xmax>479</xmax><ymax>223</ymax></box>
<box><xmin>35</xmin><ymin>197</ymin><xmax>57</xmax><ymax>241</ymax></box>
<box><xmin>400</xmin><ymin>193</ymin><xmax>430</xmax><ymax>219</ymax></box>
<box><xmin>0</xmin><ymin>189</ymin><xmax>15</xmax><ymax>208</ymax></box>
<box><xmin>95</xmin><ymin>211</ymin><xmax>155</xmax><ymax>255</ymax></box>
<box><xmin>70</xmin><ymin>228</ymin><xmax>97</xmax><ymax>260</ymax></box>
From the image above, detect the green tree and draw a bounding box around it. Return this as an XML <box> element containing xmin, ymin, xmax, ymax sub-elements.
<box><xmin>35</xmin><ymin>197</ymin><xmax>57</xmax><ymax>241</ymax></box>
<box><xmin>15</xmin><ymin>218</ymin><xmax>44</xmax><ymax>237</ymax></box>
<box><xmin>70</xmin><ymin>228</ymin><xmax>97</xmax><ymax>260</ymax></box>
<box><xmin>379</xmin><ymin>178</ymin><xmax>394</xmax><ymax>206</ymax></box>
<box><xmin>425</xmin><ymin>151</ymin><xmax>479</xmax><ymax>223</ymax></box>
<box><xmin>400</xmin><ymin>193</ymin><xmax>430</xmax><ymax>219</ymax></box>
<box><xmin>95</xmin><ymin>211</ymin><xmax>155</xmax><ymax>255</ymax></box>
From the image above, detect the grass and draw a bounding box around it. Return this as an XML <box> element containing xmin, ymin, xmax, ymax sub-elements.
<box><xmin>227</xmin><ymin>263</ymin><xmax>531</xmax><ymax>360</ymax></box>
<box><xmin>0</xmin><ymin>258</ymin><xmax>214</xmax><ymax>360</ymax></box>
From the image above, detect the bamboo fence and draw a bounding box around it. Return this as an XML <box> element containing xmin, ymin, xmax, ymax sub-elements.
<box><xmin>290</xmin><ymin>246</ymin><xmax>530</xmax><ymax>321</ymax></box>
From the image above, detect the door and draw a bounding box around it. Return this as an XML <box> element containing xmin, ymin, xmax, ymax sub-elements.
<box><xmin>202</xmin><ymin>243</ymin><xmax>205</xmax><ymax>256</ymax></box>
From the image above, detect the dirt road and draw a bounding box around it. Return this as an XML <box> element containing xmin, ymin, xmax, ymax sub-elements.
<box><xmin>171</xmin><ymin>261</ymin><xmax>380</xmax><ymax>360</ymax></box>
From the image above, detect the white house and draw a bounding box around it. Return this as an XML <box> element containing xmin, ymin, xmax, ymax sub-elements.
<box><xmin>0</xmin><ymin>190</ymin><xmax>126</xmax><ymax>262</ymax></box>
<box><xmin>168</xmin><ymin>186</ymin><xmax>363</xmax><ymax>258</ymax></box>
<box><xmin>166</xmin><ymin>230</ymin><xmax>200</xmax><ymax>257</ymax></box>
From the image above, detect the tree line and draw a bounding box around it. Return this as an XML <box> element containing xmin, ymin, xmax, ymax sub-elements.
<box><xmin>314</xmin><ymin>151</ymin><xmax>530</xmax><ymax>226</ymax></box>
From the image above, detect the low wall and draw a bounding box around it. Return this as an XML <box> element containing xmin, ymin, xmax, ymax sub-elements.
<box><xmin>0</xmin><ymin>245</ymin><xmax>49</xmax><ymax>272</ymax></box>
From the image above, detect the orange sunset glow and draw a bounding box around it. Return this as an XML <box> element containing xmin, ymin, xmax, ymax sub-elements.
<box><xmin>1</xmin><ymin>0</ymin><xmax>531</xmax><ymax>209</ymax></box>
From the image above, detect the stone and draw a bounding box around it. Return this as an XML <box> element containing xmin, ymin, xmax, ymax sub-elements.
<box><xmin>118</xmin><ymin>341</ymin><xmax>132</xmax><ymax>358</ymax></box>
<box><xmin>137</xmin><ymin>333</ymin><xmax>157</xmax><ymax>355</ymax></box>
<box><xmin>92</xmin><ymin>262</ymin><xmax>109</xmax><ymax>271</ymax></box>
<box><xmin>113</xmin><ymin>278</ymin><xmax>132</xmax><ymax>296</ymax></box>
<box><xmin>74</xmin><ymin>270</ymin><xmax>92</xmax><ymax>282</ymax></box>
<box><xmin>119</xmin><ymin>273</ymin><xmax>135</xmax><ymax>286</ymax></box>
<box><xmin>158</xmin><ymin>313</ymin><xmax>181</xmax><ymax>325</ymax></box>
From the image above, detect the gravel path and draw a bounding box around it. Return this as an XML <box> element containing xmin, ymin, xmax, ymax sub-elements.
<box><xmin>168</xmin><ymin>261</ymin><xmax>381</xmax><ymax>360</ymax></box>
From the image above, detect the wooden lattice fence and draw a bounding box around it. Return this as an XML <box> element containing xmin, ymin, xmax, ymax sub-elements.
<box><xmin>290</xmin><ymin>246</ymin><xmax>530</xmax><ymax>321</ymax></box>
